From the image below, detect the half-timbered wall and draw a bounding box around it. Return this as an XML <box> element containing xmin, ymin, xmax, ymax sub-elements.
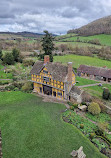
<box><xmin>32</xmin><ymin>66</ymin><xmax>75</xmax><ymax>99</ymax></box>
<box><xmin>32</xmin><ymin>67</ymin><xmax>64</xmax><ymax>90</ymax></box>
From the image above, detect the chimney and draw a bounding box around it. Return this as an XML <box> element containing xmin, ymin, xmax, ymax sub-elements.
<box><xmin>68</xmin><ymin>62</ymin><xmax>72</xmax><ymax>84</ymax></box>
<box><xmin>44</xmin><ymin>55</ymin><xmax>49</xmax><ymax>64</ymax></box>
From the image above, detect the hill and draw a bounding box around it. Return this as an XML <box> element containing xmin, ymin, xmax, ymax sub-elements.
<box><xmin>68</xmin><ymin>15</ymin><xmax>111</xmax><ymax>36</ymax></box>
<box><xmin>0</xmin><ymin>31</ymin><xmax>44</xmax><ymax>39</ymax></box>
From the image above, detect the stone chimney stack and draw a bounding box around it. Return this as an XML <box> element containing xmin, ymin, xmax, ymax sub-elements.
<box><xmin>44</xmin><ymin>55</ymin><xmax>49</xmax><ymax>64</ymax></box>
<box><xmin>68</xmin><ymin>62</ymin><xmax>72</xmax><ymax>84</ymax></box>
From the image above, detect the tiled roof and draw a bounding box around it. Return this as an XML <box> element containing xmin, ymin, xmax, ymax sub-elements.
<box><xmin>30</xmin><ymin>61</ymin><xmax>74</xmax><ymax>82</ymax></box>
<box><xmin>30</xmin><ymin>61</ymin><xmax>44</xmax><ymax>75</ymax></box>
<box><xmin>77</xmin><ymin>65</ymin><xmax>111</xmax><ymax>78</ymax></box>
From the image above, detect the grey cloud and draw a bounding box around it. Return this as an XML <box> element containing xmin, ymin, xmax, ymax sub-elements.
<box><xmin>0</xmin><ymin>0</ymin><xmax>111</xmax><ymax>33</ymax></box>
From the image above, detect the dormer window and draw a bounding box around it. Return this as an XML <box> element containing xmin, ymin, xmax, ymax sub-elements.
<box><xmin>43</xmin><ymin>70</ymin><xmax>48</xmax><ymax>74</ymax></box>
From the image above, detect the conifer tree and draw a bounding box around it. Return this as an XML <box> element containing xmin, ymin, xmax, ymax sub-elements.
<box><xmin>41</xmin><ymin>30</ymin><xmax>54</xmax><ymax>62</ymax></box>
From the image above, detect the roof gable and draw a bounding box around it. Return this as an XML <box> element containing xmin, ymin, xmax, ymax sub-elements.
<box><xmin>78</xmin><ymin>65</ymin><xmax>111</xmax><ymax>78</ymax></box>
<box><xmin>30</xmin><ymin>61</ymin><xmax>44</xmax><ymax>75</ymax></box>
<box><xmin>30</xmin><ymin>61</ymin><xmax>75</xmax><ymax>82</ymax></box>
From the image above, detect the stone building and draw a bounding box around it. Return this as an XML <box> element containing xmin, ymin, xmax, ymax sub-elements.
<box><xmin>77</xmin><ymin>65</ymin><xmax>111</xmax><ymax>82</ymax></box>
<box><xmin>30</xmin><ymin>55</ymin><xmax>76</xmax><ymax>100</ymax></box>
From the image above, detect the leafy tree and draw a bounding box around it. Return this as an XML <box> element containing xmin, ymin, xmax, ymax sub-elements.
<box><xmin>3</xmin><ymin>52</ymin><xmax>14</xmax><ymax>65</ymax></box>
<box><xmin>88</xmin><ymin>102</ymin><xmax>101</xmax><ymax>115</ymax></box>
<box><xmin>22</xmin><ymin>81</ymin><xmax>33</xmax><ymax>92</ymax></box>
<box><xmin>97</xmin><ymin>122</ymin><xmax>108</xmax><ymax>133</ymax></box>
<box><xmin>0</xmin><ymin>49</ymin><xmax>2</xmax><ymax>60</ymax></box>
<box><xmin>109</xmin><ymin>93</ymin><xmax>111</xmax><ymax>100</ymax></box>
<box><xmin>12</xmin><ymin>48</ymin><xmax>20</xmax><ymax>62</ymax></box>
<box><xmin>41</xmin><ymin>30</ymin><xmax>54</xmax><ymax>62</ymax></box>
<box><xmin>102</xmin><ymin>88</ymin><xmax>110</xmax><ymax>100</ymax></box>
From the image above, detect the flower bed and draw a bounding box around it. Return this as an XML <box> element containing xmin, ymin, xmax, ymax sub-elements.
<box><xmin>62</xmin><ymin>110</ymin><xmax>96</xmax><ymax>136</ymax></box>
<box><xmin>62</xmin><ymin>110</ymin><xmax>111</xmax><ymax>158</ymax></box>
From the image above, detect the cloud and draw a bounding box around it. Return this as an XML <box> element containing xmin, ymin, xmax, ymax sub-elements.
<box><xmin>0</xmin><ymin>0</ymin><xmax>111</xmax><ymax>33</ymax></box>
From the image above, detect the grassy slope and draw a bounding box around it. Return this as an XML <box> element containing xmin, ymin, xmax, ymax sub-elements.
<box><xmin>83</xmin><ymin>83</ymin><xmax>111</xmax><ymax>98</ymax></box>
<box><xmin>54</xmin><ymin>55</ymin><xmax>111</xmax><ymax>69</ymax></box>
<box><xmin>55</xmin><ymin>41</ymin><xmax>102</xmax><ymax>48</ymax></box>
<box><xmin>0</xmin><ymin>91</ymin><xmax>106</xmax><ymax>158</ymax></box>
<box><xmin>58</xmin><ymin>34</ymin><xmax>111</xmax><ymax>46</ymax></box>
<box><xmin>0</xmin><ymin>65</ymin><xmax>13</xmax><ymax>79</ymax></box>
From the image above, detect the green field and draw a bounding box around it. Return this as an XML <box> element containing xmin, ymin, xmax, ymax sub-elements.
<box><xmin>55</xmin><ymin>41</ymin><xmax>102</xmax><ymax>48</ymax></box>
<box><xmin>57</xmin><ymin>34</ymin><xmax>111</xmax><ymax>46</ymax></box>
<box><xmin>54</xmin><ymin>55</ymin><xmax>111</xmax><ymax>69</ymax></box>
<box><xmin>55</xmin><ymin>33</ymin><xmax>77</xmax><ymax>40</ymax></box>
<box><xmin>0</xmin><ymin>91</ymin><xmax>106</xmax><ymax>158</ymax></box>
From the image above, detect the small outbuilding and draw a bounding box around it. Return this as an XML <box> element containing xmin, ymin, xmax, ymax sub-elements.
<box><xmin>77</xmin><ymin>65</ymin><xmax>111</xmax><ymax>82</ymax></box>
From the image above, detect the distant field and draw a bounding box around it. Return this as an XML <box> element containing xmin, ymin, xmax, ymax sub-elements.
<box><xmin>55</xmin><ymin>33</ymin><xmax>77</xmax><ymax>40</ymax></box>
<box><xmin>55</xmin><ymin>41</ymin><xmax>102</xmax><ymax>48</ymax></box>
<box><xmin>0</xmin><ymin>34</ymin><xmax>22</xmax><ymax>39</ymax></box>
<box><xmin>54</xmin><ymin>55</ymin><xmax>111</xmax><ymax>69</ymax></box>
<box><xmin>57</xmin><ymin>34</ymin><xmax>111</xmax><ymax>47</ymax></box>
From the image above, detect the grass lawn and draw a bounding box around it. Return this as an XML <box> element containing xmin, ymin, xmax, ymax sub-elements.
<box><xmin>83</xmin><ymin>83</ymin><xmax>111</xmax><ymax>98</ymax></box>
<box><xmin>0</xmin><ymin>91</ymin><xmax>106</xmax><ymax>158</ymax></box>
<box><xmin>76</xmin><ymin>76</ymin><xmax>99</xmax><ymax>86</ymax></box>
<box><xmin>54</xmin><ymin>54</ymin><xmax>111</xmax><ymax>69</ymax></box>
<box><xmin>58</xmin><ymin>34</ymin><xmax>111</xmax><ymax>46</ymax></box>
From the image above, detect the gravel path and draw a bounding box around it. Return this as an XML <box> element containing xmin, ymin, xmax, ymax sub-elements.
<box><xmin>78</xmin><ymin>83</ymin><xmax>101</xmax><ymax>88</ymax></box>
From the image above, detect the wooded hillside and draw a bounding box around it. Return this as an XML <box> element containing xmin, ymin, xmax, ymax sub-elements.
<box><xmin>68</xmin><ymin>16</ymin><xmax>111</xmax><ymax>36</ymax></box>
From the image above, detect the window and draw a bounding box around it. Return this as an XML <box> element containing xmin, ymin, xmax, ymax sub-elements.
<box><xmin>43</xmin><ymin>76</ymin><xmax>49</xmax><ymax>82</ymax></box>
<box><xmin>43</xmin><ymin>70</ymin><xmax>48</xmax><ymax>74</ymax></box>
<box><xmin>57</xmin><ymin>92</ymin><xmax>62</xmax><ymax>96</ymax></box>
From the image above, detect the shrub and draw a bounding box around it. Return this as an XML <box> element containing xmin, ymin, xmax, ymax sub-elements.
<box><xmin>81</xmin><ymin>91</ymin><xmax>92</xmax><ymax>102</ymax></box>
<box><xmin>70</xmin><ymin>106</ymin><xmax>74</xmax><ymax>111</ymax></box>
<box><xmin>93</xmin><ymin>98</ymin><xmax>107</xmax><ymax>113</ymax></box>
<box><xmin>0</xmin><ymin>81</ymin><xmax>9</xmax><ymax>85</ymax></box>
<box><xmin>0</xmin><ymin>49</ymin><xmax>3</xmax><ymax>60</ymax></box>
<box><xmin>95</xmin><ymin>129</ymin><xmax>104</xmax><ymax>136</ymax></box>
<box><xmin>13</xmin><ymin>82</ymin><xmax>24</xmax><ymax>89</ymax></box>
<box><xmin>67</xmin><ymin>101</ymin><xmax>73</xmax><ymax>106</ymax></box>
<box><xmin>69</xmin><ymin>112</ymin><xmax>71</xmax><ymax>116</ymax></box>
<box><xmin>73</xmin><ymin>103</ymin><xmax>78</xmax><ymax>108</ymax></box>
<box><xmin>3</xmin><ymin>52</ymin><xmax>14</xmax><ymax>65</ymax></box>
<box><xmin>21</xmin><ymin>81</ymin><xmax>33</xmax><ymax>92</ymax></box>
<box><xmin>12</xmin><ymin>48</ymin><xmax>20</xmax><ymax>62</ymax></box>
<box><xmin>97</xmin><ymin>122</ymin><xmax>108</xmax><ymax>133</ymax></box>
<box><xmin>109</xmin><ymin>93</ymin><xmax>111</xmax><ymax>100</ymax></box>
<box><xmin>5</xmin><ymin>85</ymin><xmax>15</xmax><ymax>91</ymax></box>
<box><xmin>80</xmin><ymin>124</ymin><xmax>84</xmax><ymax>129</ymax></box>
<box><xmin>81</xmin><ymin>102</ymin><xmax>87</xmax><ymax>105</ymax></box>
<box><xmin>102</xmin><ymin>88</ymin><xmax>110</xmax><ymax>100</ymax></box>
<box><xmin>88</xmin><ymin>102</ymin><xmax>101</xmax><ymax>115</ymax></box>
<box><xmin>14</xmin><ymin>87</ymin><xmax>19</xmax><ymax>91</ymax></box>
<box><xmin>23</xmin><ymin>59</ymin><xmax>34</xmax><ymax>66</ymax></box>
<box><xmin>90</xmin><ymin>133</ymin><xmax>95</xmax><ymax>139</ymax></box>
<box><xmin>99</xmin><ymin>103</ymin><xmax>107</xmax><ymax>113</ymax></box>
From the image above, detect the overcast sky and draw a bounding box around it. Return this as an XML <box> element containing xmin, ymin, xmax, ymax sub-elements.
<box><xmin>0</xmin><ymin>0</ymin><xmax>111</xmax><ymax>34</ymax></box>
